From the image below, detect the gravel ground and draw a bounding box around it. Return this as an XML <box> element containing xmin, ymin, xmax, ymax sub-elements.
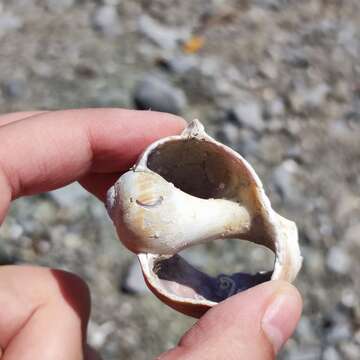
<box><xmin>0</xmin><ymin>0</ymin><xmax>360</xmax><ymax>359</ymax></box>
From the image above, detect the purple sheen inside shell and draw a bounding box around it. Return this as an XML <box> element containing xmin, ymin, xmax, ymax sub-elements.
<box><xmin>153</xmin><ymin>254</ymin><xmax>272</xmax><ymax>302</ymax></box>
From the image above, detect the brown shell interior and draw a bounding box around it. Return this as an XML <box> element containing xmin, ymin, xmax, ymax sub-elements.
<box><xmin>145</xmin><ymin>138</ymin><xmax>275</xmax><ymax>305</ymax></box>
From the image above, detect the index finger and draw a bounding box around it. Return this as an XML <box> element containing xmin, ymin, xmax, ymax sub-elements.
<box><xmin>0</xmin><ymin>109</ymin><xmax>186</xmax><ymax>220</ymax></box>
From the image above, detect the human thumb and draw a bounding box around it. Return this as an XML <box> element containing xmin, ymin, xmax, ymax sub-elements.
<box><xmin>158</xmin><ymin>280</ymin><xmax>302</xmax><ymax>360</ymax></box>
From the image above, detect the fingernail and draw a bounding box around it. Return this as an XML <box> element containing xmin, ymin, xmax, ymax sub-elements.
<box><xmin>261</xmin><ymin>288</ymin><xmax>299</xmax><ymax>353</ymax></box>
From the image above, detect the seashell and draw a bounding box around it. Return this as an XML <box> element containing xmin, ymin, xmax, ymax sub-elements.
<box><xmin>107</xmin><ymin>120</ymin><xmax>302</xmax><ymax>317</ymax></box>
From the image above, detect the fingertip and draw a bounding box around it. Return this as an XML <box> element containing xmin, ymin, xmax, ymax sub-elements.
<box><xmin>260</xmin><ymin>281</ymin><xmax>302</xmax><ymax>354</ymax></box>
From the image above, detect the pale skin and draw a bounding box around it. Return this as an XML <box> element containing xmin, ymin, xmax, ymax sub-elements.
<box><xmin>0</xmin><ymin>109</ymin><xmax>303</xmax><ymax>359</ymax></box>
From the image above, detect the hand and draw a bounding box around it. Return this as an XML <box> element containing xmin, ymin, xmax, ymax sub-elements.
<box><xmin>0</xmin><ymin>109</ymin><xmax>302</xmax><ymax>359</ymax></box>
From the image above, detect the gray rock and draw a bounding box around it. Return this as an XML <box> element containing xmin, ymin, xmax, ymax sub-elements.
<box><xmin>46</xmin><ymin>0</ymin><xmax>75</xmax><ymax>11</ymax></box>
<box><xmin>49</xmin><ymin>183</ymin><xmax>89</xmax><ymax>208</ymax></box>
<box><xmin>229</xmin><ymin>101</ymin><xmax>265</xmax><ymax>132</ymax></box>
<box><xmin>296</xmin><ymin>317</ymin><xmax>319</xmax><ymax>344</ymax></box>
<box><xmin>326</xmin><ymin>246</ymin><xmax>351</xmax><ymax>275</ymax></box>
<box><xmin>326</xmin><ymin>321</ymin><xmax>352</xmax><ymax>343</ymax></box>
<box><xmin>158</xmin><ymin>55</ymin><xmax>198</xmax><ymax>75</ymax></box>
<box><xmin>121</xmin><ymin>260</ymin><xmax>150</xmax><ymax>295</ymax></box>
<box><xmin>138</xmin><ymin>15</ymin><xmax>189</xmax><ymax>50</ymax></box>
<box><xmin>236</xmin><ymin>129</ymin><xmax>258</xmax><ymax>157</ymax></box>
<box><xmin>339</xmin><ymin>342</ymin><xmax>360</xmax><ymax>360</ymax></box>
<box><xmin>344</xmin><ymin>223</ymin><xmax>360</xmax><ymax>245</ymax></box>
<box><xmin>323</xmin><ymin>347</ymin><xmax>341</xmax><ymax>360</ymax></box>
<box><xmin>289</xmin><ymin>83</ymin><xmax>330</xmax><ymax>113</ymax></box>
<box><xmin>341</xmin><ymin>289</ymin><xmax>356</xmax><ymax>309</ymax></box>
<box><xmin>267</xmin><ymin>97</ymin><xmax>286</xmax><ymax>118</ymax></box>
<box><xmin>88</xmin><ymin>320</ymin><xmax>116</xmax><ymax>349</ymax></box>
<box><xmin>303</xmin><ymin>248</ymin><xmax>325</xmax><ymax>275</ymax></box>
<box><xmin>3</xmin><ymin>79</ymin><xmax>26</xmax><ymax>98</ymax></box>
<box><xmin>0</xmin><ymin>13</ymin><xmax>23</xmax><ymax>33</ymax></box>
<box><xmin>287</xmin><ymin>346</ymin><xmax>322</xmax><ymax>360</ymax></box>
<box><xmin>271</xmin><ymin>160</ymin><xmax>301</xmax><ymax>204</ymax></box>
<box><xmin>216</xmin><ymin>122</ymin><xmax>240</xmax><ymax>146</ymax></box>
<box><xmin>133</xmin><ymin>75</ymin><xmax>187</xmax><ymax>114</ymax></box>
<box><xmin>92</xmin><ymin>5</ymin><xmax>122</xmax><ymax>37</ymax></box>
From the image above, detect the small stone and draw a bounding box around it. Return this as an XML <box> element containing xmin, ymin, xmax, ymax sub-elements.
<box><xmin>267</xmin><ymin>98</ymin><xmax>286</xmax><ymax>117</ymax></box>
<box><xmin>341</xmin><ymin>289</ymin><xmax>356</xmax><ymax>309</ymax></box>
<box><xmin>228</xmin><ymin>101</ymin><xmax>264</xmax><ymax>132</ymax></box>
<box><xmin>289</xmin><ymin>83</ymin><xmax>330</xmax><ymax>113</ymax></box>
<box><xmin>235</xmin><ymin>129</ymin><xmax>258</xmax><ymax>157</ymax></box>
<box><xmin>138</xmin><ymin>15</ymin><xmax>189</xmax><ymax>50</ymax></box>
<box><xmin>3</xmin><ymin>79</ymin><xmax>26</xmax><ymax>98</ymax></box>
<box><xmin>326</xmin><ymin>247</ymin><xmax>351</xmax><ymax>275</ymax></box>
<box><xmin>287</xmin><ymin>346</ymin><xmax>321</xmax><ymax>360</ymax></box>
<box><xmin>49</xmin><ymin>183</ymin><xmax>89</xmax><ymax>208</ymax></box>
<box><xmin>92</xmin><ymin>5</ymin><xmax>122</xmax><ymax>37</ymax></box>
<box><xmin>271</xmin><ymin>159</ymin><xmax>301</xmax><ymax>204</ymax></box>
<box><xmin>121</xmin><ymin>260</ymin><xmax>149</xmax><ymax>295</ymax></box>
<box><xmin>326</xmin><ymin>321</ymin><xmax>352</xmax><ymax>343</ymax></box>
<box><xmin>133</xmin><ymin>75</ymin><xmax>187</xmax><ymax>115</ymax></box>
<box><xmin>88</xmin><ymin>320</ymin><xmax>116</xmax><ymax>349</ymax></box>
<box><xmin>157</xmin><ymin>55</ymin><xmax>198</xmax><ymax>75</ymax></box>
<box><xmin>0</xmin><ymin>13</ymin><xmax>23</xmax><ymax>33</ymax></box>
<box><xmin>339</xmin><ymin>342</ymin><xmax>360</xmax><ymax>360</ymax></box>
<box><xmin>46</xmin><ymin>0</ymin><xmax>75</xmax><ymax>11</ymax></box>
<box><xmin>296</xmin><ymin>317</ymin><xmax>318</xmax><ymax>344</ymax></box>
<box><xmin>216</xmin><ymin>122</ymin><xmax>240</xmax><ymax>146</ymax></box>
<box><xmin>344</xmin><ymin>223</ymin><xmax>360</xmax><ymax>245</ymax></box>
<box><xmin>33</xmin><ymin>239</ymin><xmax>52</xmax><ymax>255</ymax></box>
<box><xmin>64</xmin><ymin>233</ymin><xmax>82</xmax><ymax>250</ymax></box>
<box><xmin>33</xmin><ymin>202</ymin><xmax>57</xmax><ymax>225</ymax></box>
<box><xmin>323</xmin><ymin>347</ymin><xmax>341</xmax><ymax>360</ymax></box>
<box><xmin>304</xmin><ymin>249</ymin><xmax>324</xmax><ymax>275</ymax></box>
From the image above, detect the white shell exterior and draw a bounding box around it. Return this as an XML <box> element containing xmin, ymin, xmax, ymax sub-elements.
<box><xmin>107</xmin><ymin>120</ymin><xmax>302</xmax><ymax>310</ymax></box>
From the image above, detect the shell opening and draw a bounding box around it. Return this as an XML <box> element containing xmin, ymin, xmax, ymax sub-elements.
<box><xmin>150</xmin><ymin>252</ymin><xmax>273</xmax><ymax>303</ymax></box>
<box><xmin>147</xmin><ymin>138</ymin><xmax>239</xmax><ymax>200</ymax></box>
<box><xmin>143</xmin><ymin>137</ymin><xmax>278</xmax><ymax>302</ymax></box>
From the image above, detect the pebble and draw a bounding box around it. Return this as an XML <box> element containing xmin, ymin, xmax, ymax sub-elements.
<box><xmin>287</xmin><ymin>346</ymin><xmax>322</xmax><ymax>360</ymax></box>
<box><xmin>63</xmin><ymin>233</ymin><xmax>83</xmax><ymax>250</ymax></box>
<box><xmin>289</xmin><ymin>83</ymin><xmax>330</xmax><ymax>113</ymax></box>
<box><xmin>133</xmin><ymin>75</ymin><xmax>187</xmax><ymax>114</ymax></box>
<box><xmin>157</xmin><ymin>55</ymin><xmax>198</xmax><ymax>75</ymax></box>
<box><xmin>323</xmin><ymin>347</ymin><xmax>341</xmax><ymax>360</ymax></box>
<box><xmin>266</xmin><ymin>97</ymin><xmax>286</xmax><ymax>118</ymax></box>
<box><xmin>271</xmin><ymin>159</ymin><xmax>301</xmax><ymax>204</ymax></box>
<box><xmin>326</xmin><ymin>321</ymin><xmax>352</xmax><ymax>343</ymax></box>
<box><xmin>339</xmin><ymin>342</ymin><xmax>360</xmax><ymax>360</ymax></box>
<box><xmin>216</xmin><ymin>122</ymin><xmax>240</xmax><ymax>146</ymax></box>
<box><xmin>46</xmin><ymin>0</ymin><xmax>75</xmax><ymax>11</ymax></box>
<box><xmin>3</xmin><ymin>79</ymin><xmax>26</xmax><ymax>98</ymax></box>
<box><xmin>326</xmin><ymin>246</ymin><xmax>351</xmax><ymax>275</ymax></box>
<box><xmin>0</xmin><ymin>12</ymin><xmax>23</xmax><ymax>33</ymax></box>
<box><xmin>228</xmin><ymin>100</ymin><xmax>265</xmax><ymax>132</ymax></box>
<box><xmin>303</xmin><ymin>248</ymin><xmax>324</xmax><ymax>275</ymax></box>
<box><xmin>138</xmin><ymin>15</ymin><xmax>189</xmax><ymax>50</ymax></box>
<box><xmin>344</xmin><ymin>223</ymin><xmax>360</xmax><ymax>245</ymax></box>
<box><xmin>121</xmin><ymin>260</ymin><xmax>149</xmax><ymax>295</ymax></box>
<box><xmin>49</xmin><ymin>183</ymin><xmax>89</xmax><ymax>208</ymax></box>
<box><xmin>33</xmin><ymin>201</ymin><xmax>58</xmax><ymax>225</ymax></box>
<box><xmin>88</xmin><ymin>320</ymin><xmax>116</xmax><ymax>349</ymax></box>
<box><xmin>296</xmin><ymin>317</ymin><xmax>319</xmax><ymax>345</ymax></box>
<box><xmin>92</xmin><ymin>5</ymin><xmax>122</xmax><ymax>37</ymax></box>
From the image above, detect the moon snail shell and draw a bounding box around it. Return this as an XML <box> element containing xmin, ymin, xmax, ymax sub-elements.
<box><xmin>107</xmin><ymin>120</ymin><xmax>302</xmax><ymax>317</ymax></box>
